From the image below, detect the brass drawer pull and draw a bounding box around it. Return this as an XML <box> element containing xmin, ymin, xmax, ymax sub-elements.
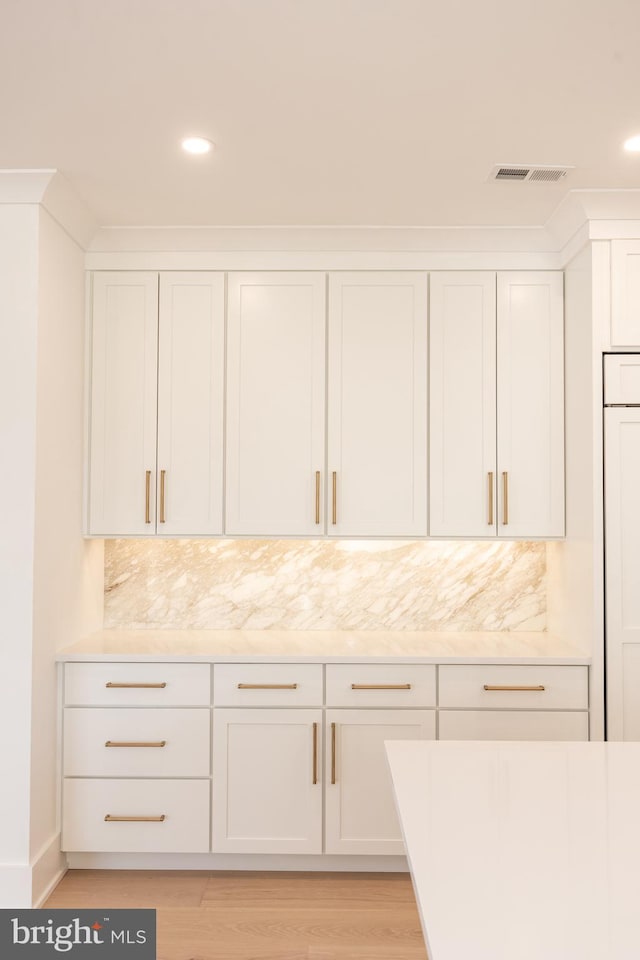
<box><xmin>106</xmin><ymin>682</ymin><xmax>167</xmax><ymax>689</ymax></box>
<box><xmin>237</xmin><ymin>683</ymin><xmax>298</xmax><ymax>690</ymax></box>
<box><xmin>312</xmin><ymin>722</ymin><xmax>318</xmax><ymax>785</ymax></box>
<box><xmin>502</xmin><ymin>471</ymin><xmax>509</xmax><ymax>525</ymax></box>
<box><xmin>488</xmin><ymin>471</ymin><xmax>494</xmax><ymax>525</ymax></box>
<box><xmin>160</xmin><ymin>469</ymin><xmax>166</xmax><ymax>523</ymax></box>
<box><xmin>105</xmin><ymin>740</ymin><xmax>167</xmax><ymax>748</ymax></box>
<box><xmin>315</xmin><ymin>470</ymin><xmax>321</xmax><ymax>524</ymax></box>
<box><xmin>104</xmin><ymin>815</ymin><xmax>166</xmax><ymax>823</ymax></box>
<box><xmin>145</xmin><ymin>470</ymin><xmax>151</xmax><ymax>524</ymax></box>
<box><xmin>483</xmin><ymin>684</ymin><xmax>545</xmax><ymax>692</ymax></box>
<box><xmin>351</xmin><ymin>683</ymin><xmax>412</xmax><ymax>691</ymax></box>
<box><xmin>331</xmin><ymin>721</ymin><xmax>337</xmax><ymax>785</ymax></box>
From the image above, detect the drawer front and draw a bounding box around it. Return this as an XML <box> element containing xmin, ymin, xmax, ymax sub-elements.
<box><xmin>326</xmin><ymin>664</ymin><xmax>436</xmax><ymax>707</ymax></box>
<box><xmin>64</xmin><ymin>708</ymin><xmax>210</xmax><ymax>777</ymax></box>
<box><xmin>438</xmin><ymin>665</ymin><xmax>588</xmax><ymax>710</ymax></box>
<box><xmin>439</xmin><ymin>710</ymin><xmax>589</xmax><ymax>741</ymax></box>
<box><xmin>64</xmin><ymin>662</ymin><xmax>211</xmax><ymax>706</ymax></box>
<box><xmin>62</xmin><ymin>779</ymin><xmax>210</xmax><ymax>852</ymax></box>
<box><xmin>214</xmin><ymin>663</ymin><xmax>323</xmax><ymax>706</ymax></box>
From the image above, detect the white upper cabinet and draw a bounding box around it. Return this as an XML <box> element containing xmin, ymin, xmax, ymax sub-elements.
<box><xmin>429</xmin><ymin>271</ymin><xmax>564</xmax><ymax>538</ymax></box>
<box><xmin>327</xmin><ymin>273</ymin><xmax>428</xmax><ymax>536</ymax></box>
<box><xmin>225</xmin><ymin>273</ymin><xmax>326</xmax><ymax>535</ymax></box>
<box><xmin>88</xmin><ymin>272</ymin><xmax>224</xmax><ymax>536</ymax></box>
<box><xmin>429</xmin><ymin>273</ymin><xmax>497</xmax><ymax>536</ymax></box>
<box><xmin>497</xmin><ymin>272</ymin><xmax>564</xmax><ymax>537</ymax></box>
<box><xmin>611</xmin><ymin>240</ymin><xmax>640</xmax><ymax>347</ymax></box>
<box><xmin>157</xmin><ymin>273</ymin><xmax>225</xmax><ymax>535</ymax></box>
<box><xmin>89</xmin><ymin>272</ymin><xmax>159</xmax><ymax>535</ymax></box>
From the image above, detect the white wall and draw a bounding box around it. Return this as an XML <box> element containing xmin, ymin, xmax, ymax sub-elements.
<box><xmin>29</xmin><ymin>209</ymin><xmax>103</xmax><ymax>905</ymax></box>
<box><xmin>0</xmin><ymin>204</ymin><xmax>40</xmax><ymax>906</ymax></box>
<box><xmin>0</xmin><ymin>200</ymin><xmax>103</xmax><ymax>908</ymax></box>
<box><xmin>546</xmin><ymin>243</ymin><xmax>605</xmax><ymax>738</ymax></box>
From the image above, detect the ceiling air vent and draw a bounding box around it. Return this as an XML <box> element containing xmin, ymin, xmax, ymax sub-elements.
<box><xmin>489</xmin><ymin>164</ymin><xmax>573</xmax><ymax>183</ymax></box>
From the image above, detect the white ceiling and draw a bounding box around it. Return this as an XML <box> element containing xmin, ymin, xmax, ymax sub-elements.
<box><xmin>2</xmin><ymin>0</ymin><xmax>640</xmax><ymax>228</ymax></box>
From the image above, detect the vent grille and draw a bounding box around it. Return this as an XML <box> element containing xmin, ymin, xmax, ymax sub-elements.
<box><xmin>489</xmin><ymin>164</ymin><xmax>572</xmax><ymax>183</ymax></box>
<box><xmin>495</xmin><ymin>167</ymin><xmax>530</xmax><ymax>181</ymax></box>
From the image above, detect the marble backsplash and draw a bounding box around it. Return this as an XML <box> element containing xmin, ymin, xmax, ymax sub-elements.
<box><xmin>104</xmin><ymin>539</ymin><xmax>546</xmax><ymax>631</ymax></box>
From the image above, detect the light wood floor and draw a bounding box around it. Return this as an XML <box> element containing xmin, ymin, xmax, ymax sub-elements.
<box><xmin>45</xmin><ymin>870</ymin><xmax>428</xmax><ymax>960</ymax></box>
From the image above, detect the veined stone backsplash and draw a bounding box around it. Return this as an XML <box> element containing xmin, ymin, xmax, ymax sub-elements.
<box><xmin>104</xmin><ymin>539</ymin><xmax>546</xmax><ymax>631</ymax></box>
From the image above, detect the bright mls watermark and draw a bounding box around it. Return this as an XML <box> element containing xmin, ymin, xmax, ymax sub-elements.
<box><xmin>0</xmin><ymin>910</ymin><xmax>156</xmax><ymax>958</ymax></box>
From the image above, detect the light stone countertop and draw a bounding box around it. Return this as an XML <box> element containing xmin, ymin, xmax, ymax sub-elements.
<box><xmin>386</xmin><ymin>740</ymin><xmax>636</xmax><ymax>960</ymax></box>
<box><xmin>56</xmin><ymin>629</ymin><xmax>590</xmax><ymax>663</ymax></box>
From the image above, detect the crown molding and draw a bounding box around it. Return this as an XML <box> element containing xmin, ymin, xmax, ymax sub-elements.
<box><xmin>40</xmin><ymin>172</ymin><xmax>99</xmax><ymax>249</ymax></box>
<box><xmin>0</xmin><ymin>169</ymin><xmax>56</xmax><ymax>203</ymax></box>
<box><xmin>0</xmin><ymin>169</ymin><xmax>98</xmax><ymax>249</ymax></box>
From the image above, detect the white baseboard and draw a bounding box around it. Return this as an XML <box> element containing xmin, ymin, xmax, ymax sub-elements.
<box><xmin>66</xmin><ymin>852</ymin><xmax>408</xmax><ymax>872</ymax></box>
<box><xmin>31</xmin><ymin>833</ymin><xmax>67</xmax><ymax>907</ymax></box>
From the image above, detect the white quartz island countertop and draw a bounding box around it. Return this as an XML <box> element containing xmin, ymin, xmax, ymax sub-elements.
<box><xmin>386</xmin><ymin>740</ymin><xmax>640</xmax><ymax>960</ymax></box>
<box><xmin>56</xmin><ymin>629</ymin><xmax>589</xmax><ymax>663</ymax></box>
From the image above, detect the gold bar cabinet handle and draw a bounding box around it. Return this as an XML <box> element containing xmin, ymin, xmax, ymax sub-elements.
<box><xmin>351</xmin><ymin>683</ymin><xmax>412</xmax><ymax>691</ymax></box>
<box><xmin>237</xmin><ymin>683</ymin><xmax>298</xmax><ymax>690</ymax></box>
<box><xmin>105</xmin><ymin>740</ymin><xmax>167</xmax><ymax>748</ymax></box>
<box><xmin>483</xmin><ymin>685</ymin><xmax>545</xmax><ymax>692</ymax></box>
<box><xmin>332</xmin><ymin>471</ymin><xmax>337</xmax><ymax>525</ymax></box>
<box><xmin>160</xmin><ymin>469</ymin><xmax>166</xmax><ymax>523</ymax></box>
<box><xmin>145</xmin><ymin>470</ymin><xmax>151</xmax><ymax>524</ymax></box>
<box><xmin>312</xmin><ymin>722</ymin><xmax>318</xmax><ymax>785</ymax></box>
<box><xmin>502</xmin><ymin>471</ymin><xmax>509</xmax><ymax>525</ymax></box>
<box><xmin>488</xmin><ymin>471</ymin><xmax>494</xmax><ymax>526</ymax></box>
<box><xmin>315</xmin><ymin>470</ymin><xmax>321</xmax><ymax>525</ymax></box>
<box><xmin>106</xmin><ymin>682</ymin><xmax>167</xmax><ymax>689</ymax></box>
<box><xmin>104</xmin><ymin>815</ymin><xmax>166</xmax><ymax>823</ymax></box>
<box><xmin>331</xmin><ymin>722</ymin><xmax>336</xmax><ymax>785</ymax></box>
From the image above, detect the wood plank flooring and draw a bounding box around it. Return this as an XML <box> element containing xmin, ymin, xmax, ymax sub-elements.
<box><xmin>45</xmin><ymin>870</ymin><xmax>428</xmax><ymax>960</ymax></box>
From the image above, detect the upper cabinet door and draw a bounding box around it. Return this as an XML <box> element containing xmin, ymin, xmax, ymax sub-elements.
<box><xmin>88</xmin><ymin>272</ymin><xmax>158</xmax><ymax>535</ymax></box>
<box><xmin>327</xmin><ymin>273</ymin><xmax>428</xmax><ymax>536</ymax></box>
<box><xmin>429</xmin><ymin>273</ymin><xmax>497</xmax><ymax>536</ymax></box>
<box><xmin>225</xmin><ymin>273</ymin><xmax>326</xmax><ymax>535</ymax></box>
<box><xmin>497</xmin><ymin>272</ymin><xmax>565</xmax><ymax>538</ymax></box>
<box><xmin>157</xmin><ymin>273</ymin><xmax>225</xmax><ymax>535</ymax></box>
<box><xmin>611</xmin><ymin>240</ymin><xmax>640</xmax><ymax>348</ymax></box>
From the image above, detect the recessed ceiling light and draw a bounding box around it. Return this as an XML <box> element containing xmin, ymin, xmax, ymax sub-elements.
<box><xmin>181</xmin><ymin>137</ymin><xmax>214</xmax><ymax>155</ymax></box>
<box><xmin>624</xmin><ymin>135</ymin><xmax>640</xmax><ymax>152</ymax></box>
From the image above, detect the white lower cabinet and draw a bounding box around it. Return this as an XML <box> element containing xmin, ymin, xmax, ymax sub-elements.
<box><xmin>324</xmin><ymin>710</ymin><xmax>435</xmax><ymax>855</ymax></box>
<box><xmin>211</xmin><ymin>708</ymin><xmax>323</xmax><ymax>854</ymax></box>
<box><xmin>61</xmin><ymin>658</ymin><xmax>590</xmax><ymax>858</ymax></box>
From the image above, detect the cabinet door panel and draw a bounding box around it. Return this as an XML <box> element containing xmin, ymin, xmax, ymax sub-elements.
<box><xmin>328</xmin><ymin>273</ymin><xmax>428</xmax><ymax>536</ymax></box>
<box><xmin>611</xmin><ymin>240</ymin><xmax>640</xmax><ymax>348</ymax></box>
<box><xmin>212</xmin><ymin>709</ymin><xmax>322</xmax><ymax>853</ymax></box>
<box><xmin>325</xmin><ymin>709</ymin><xmax>435</xmax><ymax>855</ymax></box>
<box><xmin>226</xmin><ymin>273</ymin><xmax>326</xmax><ymax>535</ymax></box>
<box><xmin>429</xmin><ymin>273</ymin><xmax>496</xmax><ymax>535</ymax></box>
<box><xmin>497</xmin><ymin>272</ymin><xmax>564</xmax><ymax>537</ymax></box>
<box><xmin>157</xmin><ymin>273</ymin><xmax>224</xmax><ymax>534</ymax></box>
<box><xmin>605</xmin><ymin>407</ymin><xmax>640</xmax><ymax>739</ymax></box>
<box><xmin>89</xmin><ymin>272</ymin><xmax>158</xmax><ymax>534</ymax></box>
